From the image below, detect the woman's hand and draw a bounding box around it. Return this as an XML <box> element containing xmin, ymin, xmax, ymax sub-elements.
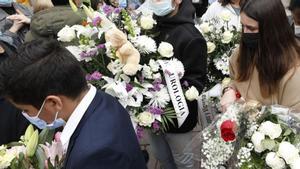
<box><xmin>220</xmin><ymin>88</ymin><xmax>237</xmax><ymax>112</ymax></box>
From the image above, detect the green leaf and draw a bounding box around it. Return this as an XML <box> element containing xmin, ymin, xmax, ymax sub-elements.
<box><xmin>283</xmin><ymin>128</ymin><xmax>292</xmax><ymax>136</ymax></box>
<box><xmin>39</xmin><ymin>128</ymin><xmax>55</xmax><ymax>144</ymax></box>
<box><xmin>35</xmin><ymin>146</ymin><xmax>47</xmax><ymax>169</ymax></box>
<box><xmin>293</xmin><ymin>134</ymin><xmax>300</xmax><ymax>145</ymax></box>
<box><xmin>261</xmin><ymin>139</ymin><xmax>276</xmax><ymax>151</ymax></box>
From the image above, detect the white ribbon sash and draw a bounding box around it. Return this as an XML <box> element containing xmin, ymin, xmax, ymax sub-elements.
<box><xmin>158</xmin><ymin>60</ymin><xmax>189</xmax><ymax>127</ymax></box>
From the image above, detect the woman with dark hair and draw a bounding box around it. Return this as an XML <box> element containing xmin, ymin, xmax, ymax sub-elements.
<box><xmin>221</xmin><ymin>0</ymin><xmax>300</xmax><ymax>111</ymax></box>
<box><xmin>202</xmin><ymin>0</ymin><xmax>242</xmax><ymax>29</ymax></box>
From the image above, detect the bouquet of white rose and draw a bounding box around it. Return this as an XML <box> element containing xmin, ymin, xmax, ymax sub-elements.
<box><xmin>184</xmin><ymin>100</ymin><xmax>300</xmax><ymax>169</ymax></box>
<box><xmin>196</xmin><ymin>11</ymin><xmax>241</xmax><ymax>89</ymax></box>
<box><xmin>59</xmin><ymin>2</ymin><xmax>199</xmax><ymax>139</ymax></box>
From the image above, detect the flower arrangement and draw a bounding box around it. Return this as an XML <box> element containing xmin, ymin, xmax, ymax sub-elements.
<box><xmin>184</xmin><ymin>101</ymin><xmax>300</xmax><ymax>169</ymax></box>
<box><xmin>196</xmin><ymin>11</ymin><xmax>241</xmax><ymax>89</ymax></box>
<box><xmin>60</xmin><ymin>3</ymin><xmax>198</xmax><ymax>138</ymax></box>
<box><xmin>0</xmin><ymin>125</ymin><xmax>64</xmax><ymax>169</ymax></box>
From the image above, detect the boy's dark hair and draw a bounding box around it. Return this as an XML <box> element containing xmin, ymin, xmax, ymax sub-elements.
<box><xmin>0</xmin><ymin>39</ymin><xmax>88</xmax><ymax>108</ymax></box>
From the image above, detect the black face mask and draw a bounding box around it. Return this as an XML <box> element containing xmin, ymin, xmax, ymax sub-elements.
<box><xmin>242</xmin><ymin>33</ymin><xmax>260</xmax><ymax>49</ymax></box>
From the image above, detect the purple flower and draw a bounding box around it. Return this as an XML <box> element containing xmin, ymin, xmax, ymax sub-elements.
<box><xmin>126</xmin><ymin>83</ymin><xmax>133</xmax><ymax>92</ymax></box>
<box><xmin>80</xmin><ymin>49</ymin><xmax>98</xmax><ymax>59</ymax></box>
<box><xmin>153</xmin><ymin>83</ymin><xmax>161</xmax><ymax>91</ymax></box>
<box><xmin>86</xmin><ymin>71</ymin><xmax>102</xmax><ymax>81</ymax></box>
<box><xmin>148</xmin><ymin>107</ymin><xmax>163</xmax><ymax>115</ymax></box>
<box><xmin>97</xmin><ymin>44</ymin><xmax>105</xmax><ymax>49</ymax></box>
<box><xmin>152</xmin><ymin>121</ymin><xmax>160</xmax><ymax>131</ymax></box>
<box><xmin>136</xmin><ymin>126</ymin><xmax>144</xmax><ymax>140</ymax></box>
<box><xmin>92</xmin><ymin>16</ymin><xmax>102</xmax><ymax>26</ymax></box>
<box><xmin>114</xmin><ymin>8</ymin><xmax>121</xmax><ymax>14</ymax></box>
<box><xmin>102</xmin><ymin>4</ymin><xmax>114</xmax><ymax>15</ymax></box>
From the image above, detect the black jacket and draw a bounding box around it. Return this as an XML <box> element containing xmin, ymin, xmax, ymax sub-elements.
<box><xmin>155</xmin><ymin>0</ymin><xmax>207</xmax><ymax>133</ymax></box>
<box><xmin>0</xmin><ymin>98</ymin><xmax>29</xmax><ymax>145</ymax></box>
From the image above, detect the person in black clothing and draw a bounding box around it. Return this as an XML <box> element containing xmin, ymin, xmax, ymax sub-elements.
<box><xmin>192</xmin><ymin>0</ymin><xmax>208</xmax><ymax>18</ymax></box>
<box><xmin>145</xmin><ymin>0</ymin><xmax>207</xmax><ymax>168</ymax></box>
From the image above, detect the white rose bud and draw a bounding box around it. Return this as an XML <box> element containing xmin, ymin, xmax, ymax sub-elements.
<box><xmin>57</xmin><ymin>25</ymin><xmax>76</xmax><ymax>42</ymax></box>
<box><xmin>219</xmin><ymin>11</ymin><xmax>231</xmax><ymax>22</ymax></box>
<box><xmin>290</xmin><ymin>157</ymin><xmax>300</xmax><ymax>169</ymax></box>
<box><xmin>199</xmin><ymin>22</ymin><xmax>212</xmax><ymax>33</ymax></box>
<box><xmin>137</xmin><ymin>111</ymin><xmax>155</xmax><ymax>127</ymax></box>
<box><xmin>258</xmin><ymin>121</ymin><xmax>282</xmax><ymax>139</ymax></box>
<box><xmin>221</xmin><ymin>31</ymin><xmax>233</xmax><ymax>44</ymax></box>
<box><xmin>158</xmin><ymin>42</ymin><xmax>174</xmax><ymax>58</ymax></box>
<box><xmin>207</xmin><ymin>42</ymin><xmax>216</xmax><ymax>53</ymax></box>
<box><xmin>265</xmin><ymin>152</ymin><xmax>286</xmax><ymax>169</ymax></box>
<box><xmin>140</xmin><ymin>15</ymin><xmax>156</xmax><ymax>30</ymax></box>
<box><xmin>251</xmin><ymin>131</ymin><xmax>266</xmax><ymax>153</ymax></box>
<box><xmin>278</xmin><ymin>142</ymin><xmax>300</xmax><ymax>164</ymax></box>
<box><xmin>185</xmin><ymin>86</ymin><xmax>199</xmax><ymax>101</ymax></box>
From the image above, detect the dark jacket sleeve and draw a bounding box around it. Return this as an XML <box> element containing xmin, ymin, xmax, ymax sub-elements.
<box><xmin>168</xmin><ymin>37</ymin><xmax>208</xmax><ymax>133</ymax></box>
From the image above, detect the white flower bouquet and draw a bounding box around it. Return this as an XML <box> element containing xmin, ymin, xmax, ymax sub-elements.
<box><xmin>196</xmin><ymin>11</ymin><xmax>241</xmax><ymax>89</ymax></box>
<box><xmin>61</xmin><ymin>3</ymin><xmax>198</xmax><ymax>138</ymax></box>
<box><xmin>183</xmin><ymin>101</ymin><xmax>300</xmax><ymax>169</ymax></box>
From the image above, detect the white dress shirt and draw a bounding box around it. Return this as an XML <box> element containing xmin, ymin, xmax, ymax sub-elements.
<box><xmin>60</xmin><ymin>85</ymin><xmax>97</xmax><ymax>152</ymax></box>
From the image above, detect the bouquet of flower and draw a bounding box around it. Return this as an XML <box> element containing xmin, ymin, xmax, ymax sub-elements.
<box><xmin>236</xmin><ymin>106</ymin><xmax>300</xmax><ymax>169</ymax></box>
<box><xmin>196</xmin><ymin>11</ymin><xmax>241</xmax><ymax>89</ymax></box>
<box><xmin>0</xmin><ymin>125</ymin><xmax>64</xmax><ymax>169</ymax></box>
<box><xmin>59</xmin><ymin>3</ymin><xmax>199</xmax><ymax>138</ymax></box>
<box><xmin>184</xmin><ymin>101</ymin><xmax>300</xmax><ymax>169</ymax></box>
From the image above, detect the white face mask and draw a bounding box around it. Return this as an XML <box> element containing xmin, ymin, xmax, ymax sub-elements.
<box><xmin>148</xmin><ymin>0</ymin><xmax>175</xmax><ymax>16</ymax></box>
<box><xmin>22</xmin><ymin>100</ymin><xmax>66</xmax><ymax>129</ymax></box>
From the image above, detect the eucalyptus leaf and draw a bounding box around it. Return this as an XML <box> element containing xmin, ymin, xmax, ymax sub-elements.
<box><xmin>261</xmin><ymin>139</ymin><xmax>276</xmax><ymax>151</ymax></box>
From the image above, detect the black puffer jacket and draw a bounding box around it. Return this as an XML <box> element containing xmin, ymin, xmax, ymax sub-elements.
<box><xmin>155</xmin><ymin>0</ymin><xmax>207</xmax><ymax>133</ymax></box>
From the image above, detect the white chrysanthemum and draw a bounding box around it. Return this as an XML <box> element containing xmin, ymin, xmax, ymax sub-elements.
<box><xmin>170</xmin><ymin>58</ymin><xmax>185</xmax><ymax>79</ymax></box>
<box><xmin>148</xmin><ymin>87</ymin><xmax>171</xmax><ymax>108</ymax></box>
<box><xmin>131</xmin><ymin>35</ymin><xmax>157</xmax><ymax>54</ymax></box>
<box><xmin>214</xmin><ymin>58</ymin><xmax>230</xmax><ymax>75</ymax></box>
<box><xmin>72</xmin><ymin>25</ymin><xmax>98</xmax><ymax>38</ymax></box>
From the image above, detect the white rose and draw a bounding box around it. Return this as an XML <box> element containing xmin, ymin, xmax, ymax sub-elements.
<box><xmin>142</xmin><ymin>65</ymin><xmax>153</xmax><ymax>79</ymax></box>
<box><xmin>258</xmin><ymin>121</ymin><xmax>282</xmax><ymax>139</ymax></box>
<box><xmin>221</xmin><ymin>31</ymin><xmax>233</xmax><ymax>44</ymax></box>
<box><xmin>265</xmin><ymin>152</ymin><xmax>286</xmax><ymax>169</ymax></box>
<box><xmin>207</xmin><ymin>42</ymin><xmax>216</xmax><ymax>53</ymax></box>
<box><xmin>199</xmin><ymin>22</ymin><xmax>212</xmax><ymax>33</ymax></box>
<box><xmin>278</xmin><ymin>142</ymin><xmax>300</xmax><ymax>164</ymax></box>
<box><xmin>290</xmin><ymin>157</ymin><xmax>300</xmax><ymax>169</ymax></box>
<box><xmin>149</xmin><ymin>59</ymin><xmax>160</xmax><ymax>72</ymax></box>
<box><xmin>140</xmin><ymin>15</ymin><xmax>156</xmax><ymax>30</ymax></box>
<box><xmin>57</xmin><ymin>25</ymin><xmax>76</xmax><ymax>42</ymax></box>
<box><xmin>219</xmin><ymin>11</ymin><xmax>231</xmax><ymax>22</ymax></box>
<box><xmin>137</xmin><ymin>111</ymin><xmax>155</xmax><ymax>127</ymax></box>
<box><xmin>185</xmin><ymin>86</ymin><xmax>199</xmax><ymax>101</ymax></box>
<box><xmin>158</xmin><ymin>42</ymin><xmax>174</xmax><ymax>58</ymax></box>
<box><xmin>251</xmin><ymin>131</ymin><xmax>266</xmax><ymax>153</ymax></box>
<box><xmin>123</xmin><ymin>64</ymin><xmax>140</xmax><ymax>76</ymax></box>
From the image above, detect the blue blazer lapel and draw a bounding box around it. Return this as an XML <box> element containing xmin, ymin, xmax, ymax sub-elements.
<box><xmin>63</xmin><ymin>91</ymin><xmax>102</xmax><ymax>168</ymax></box>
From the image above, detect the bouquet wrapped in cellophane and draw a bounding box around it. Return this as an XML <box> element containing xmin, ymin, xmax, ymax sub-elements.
<box><xmin>184</xmin><ymin>100</ymin><xmax>300</xmax><ymax>169</ymax></box>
